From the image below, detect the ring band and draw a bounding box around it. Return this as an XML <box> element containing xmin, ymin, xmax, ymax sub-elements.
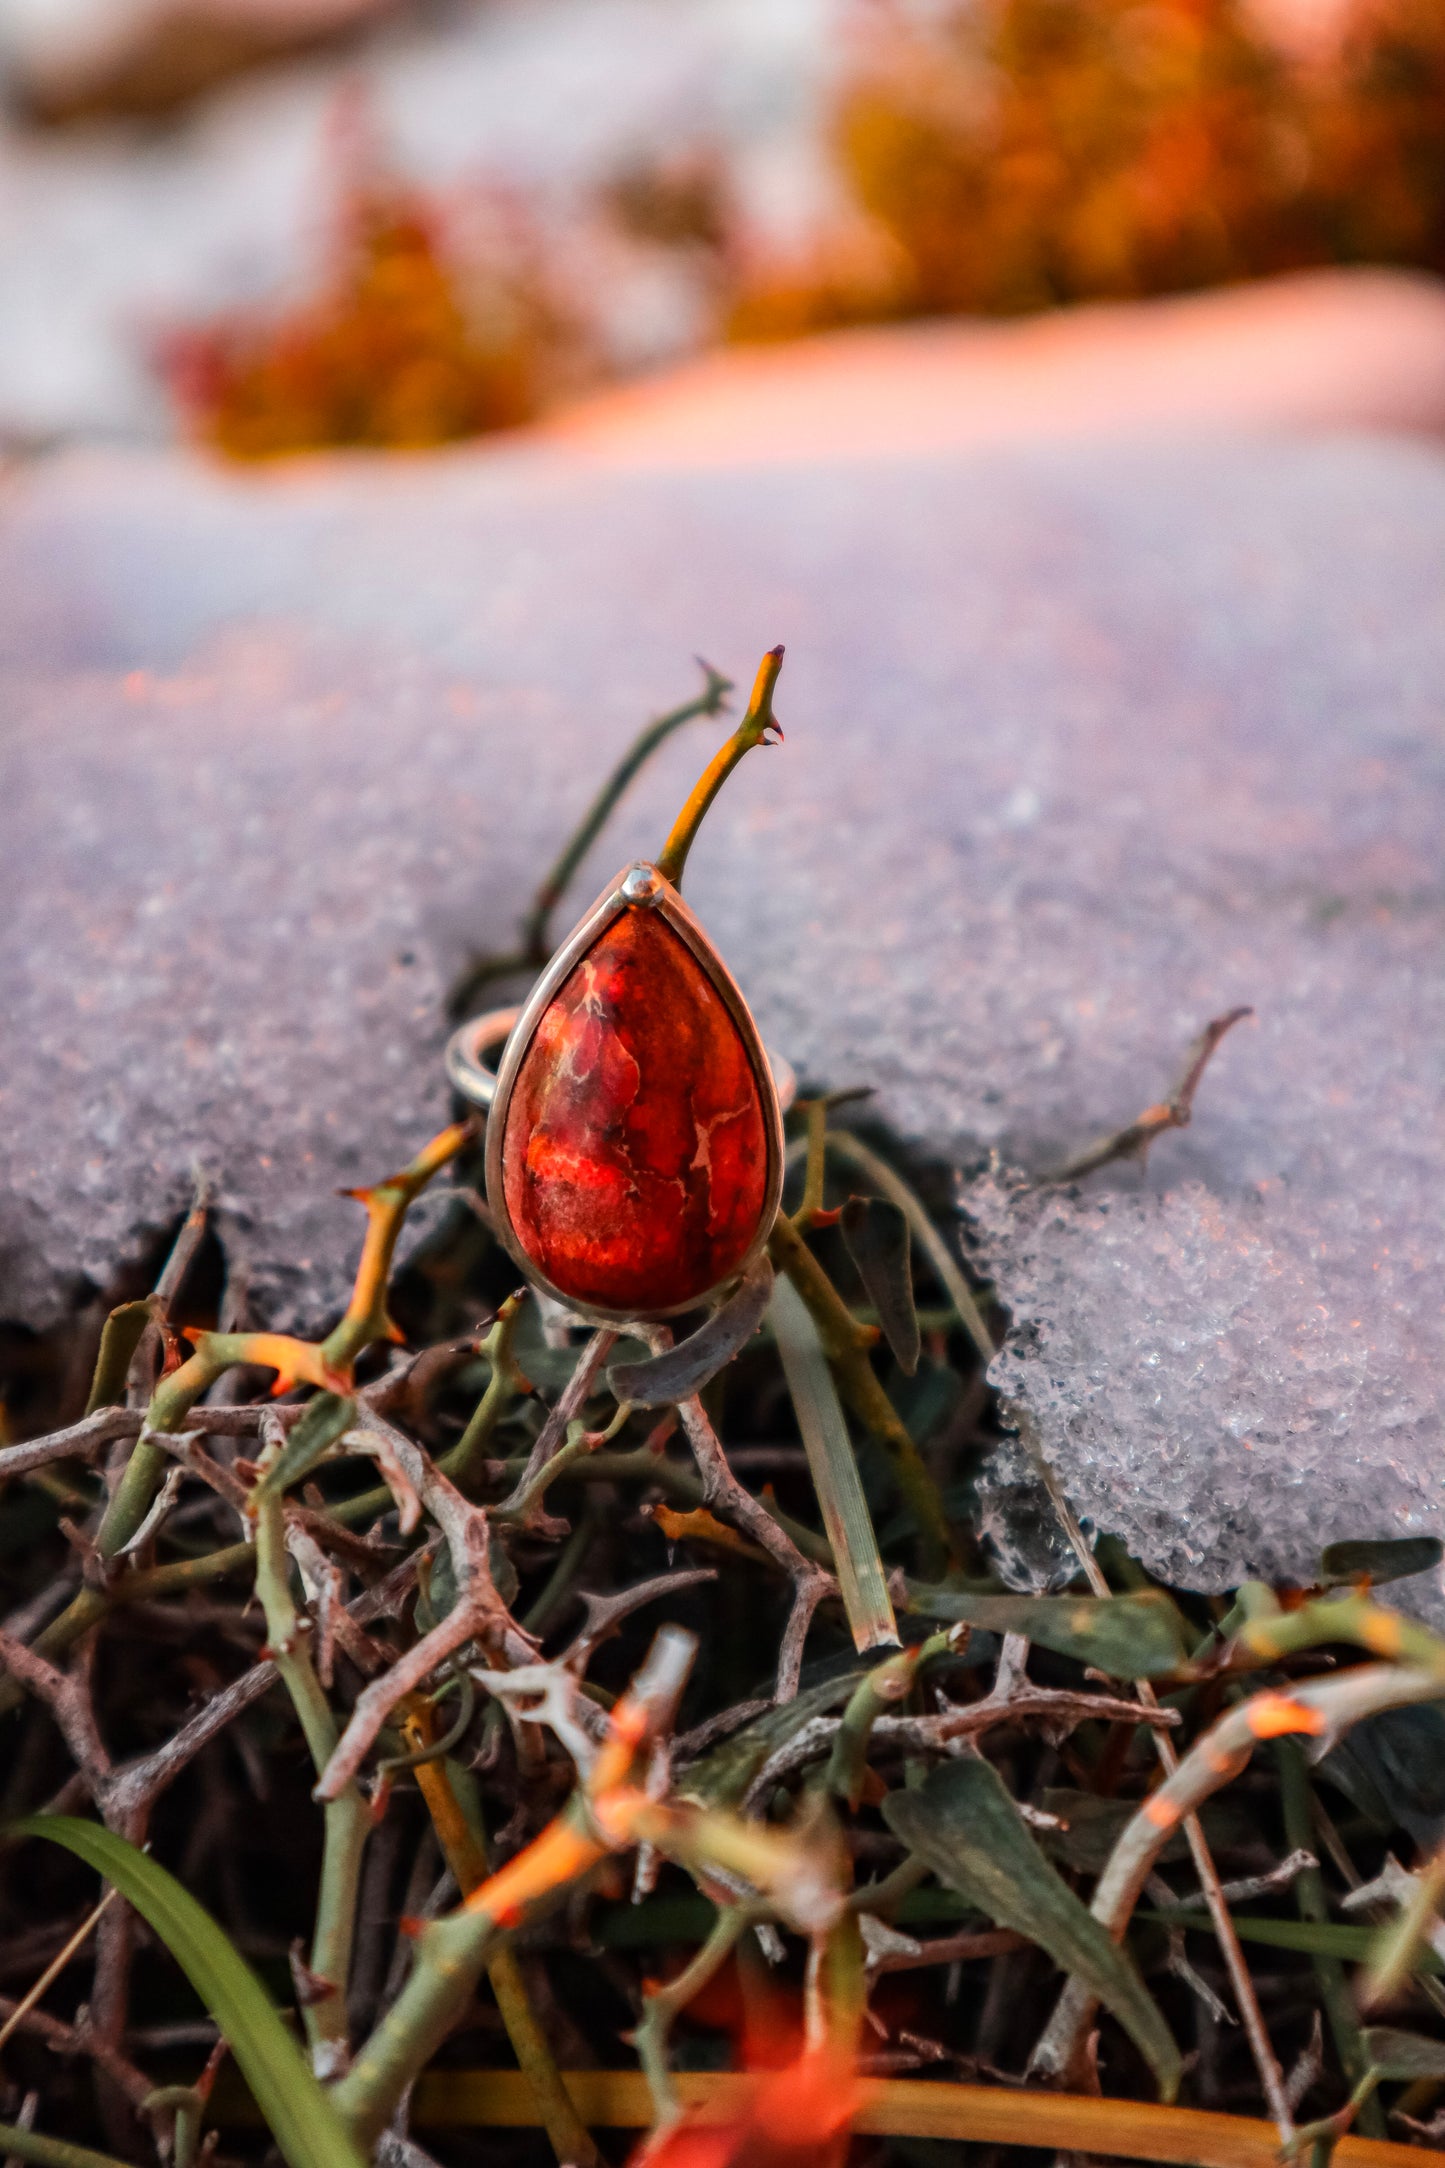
<box><xmin>446</xmin><ymin>1007</ymin><xmax>798</xmax><ymax>1117</ymax></box>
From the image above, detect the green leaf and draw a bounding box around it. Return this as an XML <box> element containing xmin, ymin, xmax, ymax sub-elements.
<box><xmin>1319</xmin><ymin>1537</ymin><xmax>1444</xmax><ymax>1587</ymax></box>
<box><xmin>252</xmin><ymin>1393</ymin><xmax>357</xmax><ymax>1502</ymax></box>
<box><xmin>771</xmin><ymin>1274</ymin><xmax>898</xmax><ymax>1654</ymax></box>
<box><xmin>882</xmin><ymin>1761</ymin><xmax>1181</xmax><ymax>2098</ymax></box>
<box><xmin>1148</xmin><ymin>1909</ymin><xmax>1445</xmax><ymax>1972</ymax></box>
<box><xmin>1363</xmin><ymin>2027</ymin><xmax>1445</xmax><ymax>2081</ymax></box>
<box><xmin>1036</xmin><ymin>1790</ymin><xmax>1182</xmax><ymax>1873</ymax></box>
<box><xmin>0</xmin><ymin>2123</ymin><xmax>135</xmax><ymax>2168</ymax></box>
<box><xmin>906</xmin><ymin>1586</ymin><xmax>1190</xmax><ymax>1678</ymax></box>
<box><xmin>608</xmin><ymin>1259</ymin><xmax>774</xmax><ymax>1407</ymax></box>
<box><xmin>677</xmin><ymin>1667</ymin><xmax>870</xmax><ymax>1807</ymax></box>
<box><xmin>84</xmin><ymin>1299</ymin><xmax>155</xmax><ymax>1416</ymax></box>
<box><xmin>1039</xmin><ymin>1791</ymin><xmax>1250</xmax><ymax>1874</ymax></box>
<box><xmin>840</xmin><ymin>1197</ymin><xmax>919</xmax><ymax>1376</ymax></box>
<box><xmin>9</xmin><ymin>1818</ymin><xmax>368</xmax><ymax>2168</ymax></box>
<box><xmin>1321</xmin><ymin>1701</ymin><xmax>1445</xmax><ymax>1846</ymax></box>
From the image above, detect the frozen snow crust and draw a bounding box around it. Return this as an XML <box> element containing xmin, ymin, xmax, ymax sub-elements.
<box><xmin>3</xmin><ymin>430</ymin><xmax>1443</xmax><ymax>1591</ymax></box>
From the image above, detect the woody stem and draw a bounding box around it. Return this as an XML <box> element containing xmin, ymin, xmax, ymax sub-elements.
<box><xmin>401</xmin><ymin>1709</ymin><xmax>599</xmax><ymax>2167</ymax></box>
<box><xmin>522</xmin><ymin>663</ymin><xmax>733</xmax><ymax>957</ymax></box>
<box><xmin>655</xmin><ymin>647</ymin><xmax>784</xmax><ymax>888</ymax></box>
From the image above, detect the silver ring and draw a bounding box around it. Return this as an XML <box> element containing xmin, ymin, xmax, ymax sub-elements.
<box><xmin>446</xmin><ymin>1006</ymin><xmax>797</xmax><ymax>1117</ymax></box>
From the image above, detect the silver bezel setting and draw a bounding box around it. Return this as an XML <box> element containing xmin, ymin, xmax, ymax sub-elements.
<box><xmin>481</xmin><ymin>861</ymin><xmax>786</xmax><ymax>1324</ymax></box>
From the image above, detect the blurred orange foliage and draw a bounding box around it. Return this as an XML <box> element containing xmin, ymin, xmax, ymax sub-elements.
<box><xmin>164</xmin><ymin>178</ymin><xmax>563</xmax><ymax>457</ymax></box>
<box><xmin>632</xmin><ymin>2051</ymin><xmax>860</xmax><ymax>2168</ymax></box>
<box><xmin>728</xmin><ymin>0</ymin><xmax>1445</xmax><ymax>335</ymax></box>
<box><xmin>1315</xmin><ymin>0</ymin><xmax>1445</xmax><ymax>267</ymax></box>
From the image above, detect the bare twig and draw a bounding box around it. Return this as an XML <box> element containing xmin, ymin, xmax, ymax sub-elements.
<box><xmin>321</xmin><ymin>1124</ymin><xmax>477</xmax><ymax>1378</ymax></box>
<box><xmin>1025</xmin><ymin>1434</ymin><xmax>1296</xmax><ymax>2135</ymax></box>
<box><xmin>672</xmin><ymin>1700</ymin><xmax>772</xmax><ymax>1760</ymax></box>
<box><xmin>867</xmin><ymin>1927</ymin><xmax>1026</xmax><ymax>1975</ymax></box>
<box><xmin>101</xmin><ymin>1545</ymin><xmax>425</xmax><ymax>1832</ymax></box>
<box><xmin>0</xmin><ymin>1631</ymin><xmax>112</xmax><ymax>1794</ymax></box>
<box><xmin>445</xmin><ymin>1298</ymin><xmax>530</xmax><ymax>1489</ymax></box>
<box><xmin>316</xmin><ymin>1431</ymin><xmax>538</xmax><ymax>1800</ymax></box>
<box><xmin>499</xmin><ymin>1330</ymin><xmax>618</xmax><ymax>1520</ymax></box>
<box><xmin>742</xmin><ymin>1679</ymin><xmax>1175</xmax><ymax>1808</ymax></box>
<box><xmin>101</xmin><ymin>1663</ymin><xmax>280</xmax><ymax>1827</ymax></box>
<box><xmin>527</xmin><ymin>660</ymin><xmax>733</xmax><ymax>952</ymax></box>
<box><xmin>110</xmin><ymin>1465</ymin><xmax>184</xmax><ymax>1558</ymax></box>
<box><xmin>0</xmin><ymin>1889</ymin><xmax>120</xmax><ymax>2055</ymax></box>
<box><xmin>1285</xmin><ymin>2013</ymin><xmax>1326</xmax><ymax>2115</ymax></box>
<box><xmin>448</xmin><ymin>660</ymin><xmax>732</xmax><ymax>1015</ymax></box>
<box><xmin>1032</xmin><ymin>1664</ymin><xmax>1445</xmax><ymax>2088</ymax></box>
<box><xmin>144</xmin><ymin>1431</ymin><xmax>251</xmax><ymax>1517</ymax></box>
<box><xmin>1040</xmin><ymin>1008</ymin><xmax>1253</xmax><ymax>1185</ymax></box>
<box><xmin>655</xmin><ymin>649</ymin><xmax>782</xmax><ymax>889</ymax></box>
<box><xmin>562</xmin><ymin>1570</ymin><xmax>718</xmax><ymax>1673</ymax></box>
<box><xmin>153</xmin><ymin>1174</ymin><xmax>213</xmax><ymax>1315</ymax></box>
<box><xmin>1151</xmin><ymin>1851</ymin><xmax>1319</xmax><ymax>1916</ymax></box>
<box><xmin>0</xmin><ymin>1406</ymin><xmax>317</xmax><ymax>1491</ymax></box>
<box><xmin>0</xmin><ymin>1995</ymin><xmax>155</xmax><ymax>2116</ymax></box>
<box><xmin>878</xmin><ymin>1686</ymin><xmax>1179</xmax><ymax>1748</ymax></box>
<box><xmin>655</xmin><ymin>1337</ymin><xmax>835</xmax><ymax>1702</ymax></box>
<box><xmin>0</xmin><ymin>1411</ymin><xmax>140</xmax><ymax>1482</ymax></box>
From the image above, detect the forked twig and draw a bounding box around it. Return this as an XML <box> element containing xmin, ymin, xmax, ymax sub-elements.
<box><xmin>642</xmin><ymin>1326</ymin><xmax>835</xmax><ymax>1702</ymax></box>
<box><xmin>447</xmin><ymin>660</ymin><xmax>733</xmax><ymax>1016</ymax></box>
<box><xmin>1041</xmin><ymin>1007</ymin><xmax>1253</xmax><ymax>1185</ymax></box>
<box><xmin>315</xmin><ymin>1435</ymin><xmax>538</xmax><ymax>1801</ymax></box>
<box><xmin>499</xmin><ymin>1331</ymin><xmax>618</xmax><ymax>1522</ymax></box>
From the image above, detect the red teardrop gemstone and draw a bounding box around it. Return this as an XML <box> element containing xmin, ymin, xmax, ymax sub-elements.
<box><xmin>500</xmin><ymin>906</ymin><xmax>769</xmax><ymax>1314</ymax></box>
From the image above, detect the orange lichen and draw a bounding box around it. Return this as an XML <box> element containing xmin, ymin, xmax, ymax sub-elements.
<box><xmin>1245</xmin><ymin>1690</ymin><xmax>1327</xmax><ymax>1739</ymax></box>
<box><xmin>1359</xmin><ymin>1607</ymin><xmax>1406</xmax><ymax>1657</ymax></box>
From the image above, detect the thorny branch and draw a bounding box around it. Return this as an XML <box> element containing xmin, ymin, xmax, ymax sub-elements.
<box><xmin>1026</xmin><ymin>1431</ymin><xmax>1298</xmax><ymax>2135</ymax></box>
<box><xmin>642</xmin><ymin>1325</ymin><xmax>835</xmax><ymax>1701</ymax></box>
<box><xmin>5</xmin><ymin>667</ymin><xmax>1445</xmax><ymax>2168</ymax></box>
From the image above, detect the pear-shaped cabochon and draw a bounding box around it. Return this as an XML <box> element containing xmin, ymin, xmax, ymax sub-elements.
<box><xmin>500</xmin><ymin>906</ymin><xmax>769</xmax><ymax>1314</ymax></box>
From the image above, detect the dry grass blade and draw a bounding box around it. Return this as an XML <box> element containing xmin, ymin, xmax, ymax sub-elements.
<box><xmin>770</xmin><ymin>1273</ymin><xmax>898</xmax><ymax>1654</ymax></box>
<box><xmin>825</xmin><ymin>1127</ymin><xmax>995</xmax><ymax>1365</ymax></box>
<box><xmin>9</xmin><ymin>1821</ymin><xmax>369</xmax><ymax>2168</ymax></box>
<box><xmin>0</xmin><ymin>1889</ymin><xmax>120</xmax><ymax>2056</ymax></box>
<box><xmin>406</xmin><ymin>2070</ymin><xmax>1435</xmax><ymax>2168</ymax></box>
